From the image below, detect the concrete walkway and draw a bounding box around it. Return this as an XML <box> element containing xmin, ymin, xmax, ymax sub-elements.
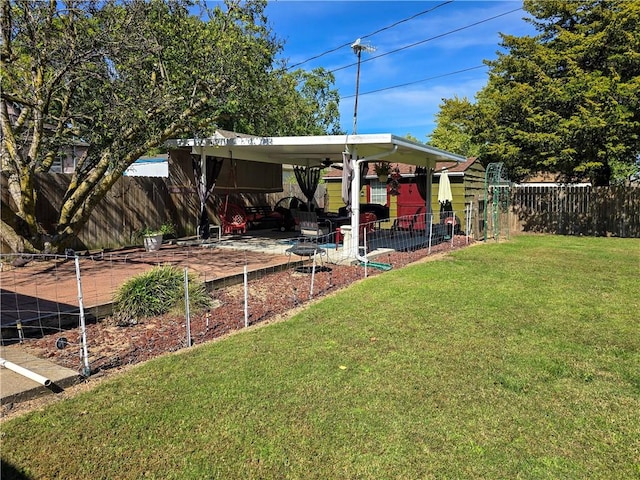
<box><xmin>1</xmin><ymin>346</ymin><xmax>80</xmax><ymax>406</ymax></box>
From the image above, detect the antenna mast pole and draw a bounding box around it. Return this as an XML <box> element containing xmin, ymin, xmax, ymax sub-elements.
<box><xmin>351</xmin><ymin>39</ymin><xmax>375</xmax><ymax>135</ymax></box>
<box><xmin>352</xmin><ymin>47</ymin><xmax>362</xmax><ymax>135</ymax></box>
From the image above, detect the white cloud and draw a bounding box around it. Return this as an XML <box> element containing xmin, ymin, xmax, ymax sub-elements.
<box><xmin>365</xmin><ymin>2</ymin><xmax>533</xmax><ymax>54</ymax></box>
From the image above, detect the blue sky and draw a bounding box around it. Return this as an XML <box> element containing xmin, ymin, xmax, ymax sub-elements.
<box><xmin>264</xmin><ymin>1</ymin><xmax>537</xmax><ymax>142</ymax></box>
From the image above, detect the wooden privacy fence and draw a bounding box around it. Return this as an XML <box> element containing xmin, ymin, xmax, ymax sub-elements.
<box><xmin>79</xmin><ymin>181</ymin><xmax>324</xmax><ymax>250</ymax></box>
<box><xmin>5</xmin><ymin>173</ymin><xmax>636</xmax><ymax>252</ymax></box>
<box><xmin>511</xmin><ymin>185</ymin><xmax>640</xmax><ymax>237</ymax></box>
<box><xmin>1</xmin><ymin>173</ymin><xmax>327</xmax><ymax>251</ymax></box>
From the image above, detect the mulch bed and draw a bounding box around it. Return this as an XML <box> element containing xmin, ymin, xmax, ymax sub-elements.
<box><xmin>17</xmin><ymin>237</ymin><xmax>474</xmax><ymax>376</ymax></box>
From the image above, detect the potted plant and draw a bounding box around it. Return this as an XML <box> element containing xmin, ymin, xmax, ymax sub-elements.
<box><xmin>140</xmin><ymin>222</ymin><xmax>175</xmax><ymax>252</ymax></box>
<box><xmin>389</xmin><ymin>167</ymin><xmax>401</xmax><ymax>196</ymax></box>
<box><xmin>373</xmin><ymin>162</ymin><xmax>392</xmax><ymax>182</ymax></box>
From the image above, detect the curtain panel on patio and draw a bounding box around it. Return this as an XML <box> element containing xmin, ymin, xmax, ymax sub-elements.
<box><xmin>192</xmin><ymin>155</ymin><xmax>224</xmax><ymax>239</ymax></box>
<box><xmin>415</xmin><ymin>166</ymin><xmax>428</xmax><ymax>201</ymax></box>
<box><xmin>341</xmin><ymin>155</ymin><xmax>369</xmax><ymax>214</ymax></box>
<box><xmin>293</xmin><ymin>166</ymin><xmax>322</xmax><ymax>210</ymax></box>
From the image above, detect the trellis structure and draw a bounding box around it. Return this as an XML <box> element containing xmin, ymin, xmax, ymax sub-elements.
<box><xmin>483</xmin><ymin>162</ymin><xmax>511</xmax><ymax>241</ymax></box>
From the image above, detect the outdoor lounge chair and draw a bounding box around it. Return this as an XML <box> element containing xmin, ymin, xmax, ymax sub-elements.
<box><xmin>218</xmin><ymin>203</ymin><xmax>247</xmax><ymax>235</ymax></box>
<box><xmin>359</xmin><ymin>212</ymin><xmax>377</xmax><ymax>236</ymax></box>
<box><xmin>298</xmin><ymin>211</ymin><xmax>332</xmax><ymax>240</ymax></box>
<box><xmin>392</xmin><ymin>207</ymin><xmax>427</xmax><ymax>236</ymax></box>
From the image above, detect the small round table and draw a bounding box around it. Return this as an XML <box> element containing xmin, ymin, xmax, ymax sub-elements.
<box><xmin>286</xmin><ymin>244</ymin><xmax>329</xmax><ymax>273</ymax></box>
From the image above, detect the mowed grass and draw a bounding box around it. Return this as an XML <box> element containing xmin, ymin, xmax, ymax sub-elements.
<box><xmin>2</xmin><ymin>235</ymin><xmax>638</xmax><ymax>479</ymax></box>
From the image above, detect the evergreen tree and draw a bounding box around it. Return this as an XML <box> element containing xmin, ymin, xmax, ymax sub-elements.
<box><xmin>475</xmin><ymin>0</ymin><xmax>640</xmax><ymax>185</ymax></box>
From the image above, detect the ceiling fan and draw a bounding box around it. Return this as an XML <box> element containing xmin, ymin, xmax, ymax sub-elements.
<box><xmin>321</xmin><ymin>158</ymin><xmax>343</xmax><ymax>170</ymax></box>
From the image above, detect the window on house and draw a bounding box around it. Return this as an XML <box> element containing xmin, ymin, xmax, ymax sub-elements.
<box><xmin>50</xmin><ymin>152</ymin><xmax>65</xmax><ymax>173</ymax></box>
<box><xmin>370</xmin><ymin>180</ymin><xmax>387</xmax><ymax>205</ymax></box>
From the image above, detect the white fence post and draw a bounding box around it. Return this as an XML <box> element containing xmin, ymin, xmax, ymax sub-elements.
<box><xmin>74</xmin><ymin>256</ymin><xmax>91</xmax><ymax>377</ymax></box>
<box><xmin>184</xmin><ymin>268</ymin><xmax>191</xmax><ymax>347</ymax></box>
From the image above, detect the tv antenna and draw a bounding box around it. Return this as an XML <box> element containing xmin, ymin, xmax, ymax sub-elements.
<box><xmin>351</xmin><ymin>38</ymin><xmax>376</xmax><ymax>135</ymax></box>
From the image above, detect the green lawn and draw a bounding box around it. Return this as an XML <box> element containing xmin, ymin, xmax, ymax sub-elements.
<box><xmin>2</xmin><ymin>234</ymin><xmax>639</xmax><ymax>479</ymax></box>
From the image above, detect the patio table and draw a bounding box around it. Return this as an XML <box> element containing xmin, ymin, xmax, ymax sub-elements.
<box><xmin>285</xmin><ymin>243</ymin><xmax>328</xmax><ymax>272</ymax></box>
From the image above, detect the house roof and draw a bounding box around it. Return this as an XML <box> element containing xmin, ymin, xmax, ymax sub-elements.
<box><xmin>167</xmin><ymin>133</ymin><xmax>467</xmax><ymax>168</ymax></box>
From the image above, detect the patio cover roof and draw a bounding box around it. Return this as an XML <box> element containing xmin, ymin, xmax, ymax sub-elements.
<box><xmin>168</xmin><ymin>132</ymin><xmax>467</xmax><ymax>261</ymax></box>
<box><xmin>168</xmin><ymin>133</ymin><xmax>466</xmax><ymax>167</ymax></box>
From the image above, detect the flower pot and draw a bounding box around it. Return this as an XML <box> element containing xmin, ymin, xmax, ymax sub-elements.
<box><xmin>143</xmin><ymin>233</ymin><xmax>163</xmax><ymax>252</ymax></box>
<box><xmin>377</xmin><ymin>174</ymin><xmax>388</xmax><ymax>183</ymax></box>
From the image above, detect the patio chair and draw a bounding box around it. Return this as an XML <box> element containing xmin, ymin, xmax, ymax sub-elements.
<box><xmin>392</xmin><ymin>207</ymin><xmax>427</xmax><ymax>236</ymax></box>
<box><xmin>218</xmin><ymin>203</ymin><xmax>247</xmax><ymax>235</ymax></box>
<box><xmin>298</xmin><ymin>210</ymin><xmax>332</xmax><ymax>240</ymax></box>
<box><xmin>359</xmin><ymin>212</ymin><xmax>377</xmax><ymax>236</ymax></box>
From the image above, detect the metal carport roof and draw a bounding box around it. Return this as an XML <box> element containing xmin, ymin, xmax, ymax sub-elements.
<box><xmin>168</xmin><ymin>133</ymin><xmax>467</xmax><ymax>261</ymax></box>
<box><xmin>169</xmin><ymin>133</ymin><xmax>466</xmax><ymax>167</ymax></box>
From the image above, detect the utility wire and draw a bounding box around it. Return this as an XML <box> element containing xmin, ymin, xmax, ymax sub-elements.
<box><xmin>330</xmin><ymin>7</ymin><xmax>523</xmax><ymax>74</ymax></box>
<box><xmin>341</xmin><ymin>65</ymin><xmax>487</xmax><ymax>99</ymax></box>
<box><xmin>286</xmin><ymin>0</ymin><xmax>454</xmax><ymax>70</ymax></box>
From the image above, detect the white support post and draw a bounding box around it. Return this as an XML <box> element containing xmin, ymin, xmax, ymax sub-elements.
<box><xmin>348</xmin><ymin>145</ymin><xmax>398</xmax><ymax>263</ymax></box>
<box><xmin>349</xmin><ymin>149</ymin><xmax>361</xmax><ymax>261</ymax></box>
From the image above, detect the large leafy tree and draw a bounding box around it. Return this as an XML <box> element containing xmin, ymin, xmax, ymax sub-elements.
<box><xmin>433</xmin><ymin>0</ymin><xmax>640</xmax><ymax>185</ymax></box>
<box><xmin>0</xmin><ymin>0</ymin><xmax>340</xmax><ymax>253</ymax></box>
<box><xmin>427</xmin><ymin>96</ymin><xmax>482</xmax><ymax>158</ymax></box>
<box><xmin>226</xmin><ymin>66</ymin><xmax>341</xmax><ymax>136</ymax></box>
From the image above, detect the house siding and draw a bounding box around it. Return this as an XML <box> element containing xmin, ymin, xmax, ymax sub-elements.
<box><xmin>462</xmin><ymin>160</ymin><xmax>486</xmax><ymax>204</ymax></box>
<box><xmin>323</xmin><ymin>158</ymin><xmax>485</xmax><ymax>230</ymax></box>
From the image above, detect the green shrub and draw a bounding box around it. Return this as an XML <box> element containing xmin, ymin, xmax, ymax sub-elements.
<box><xmin>138</xmin><ymin>222</ymin><xmax>176</xmax><ymax>238</ymax></box>
<box><xmin>113</xmin><ymin>265</ymin><xmax>211</xmax><ymax>324</ymax></box>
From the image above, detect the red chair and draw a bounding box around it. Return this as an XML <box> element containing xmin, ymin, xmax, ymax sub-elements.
<box><xmin>392</xmin><ymin>207</ymin><xmax>427</xmax><ymax>236</ymax></box>
<box><xmin>219</xmin><ymin>204</ymin><xmax>247</xmax><ymax>235</ymax></box>
<box><xmin>359</xmin><ymin>212</ymin><xmax>377</xmax><ymax>237</ymax></box>
<box><xmin>411</xmin><ymin>207</ymin><xmax>427</xmax><ymax>233</ymax></box>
